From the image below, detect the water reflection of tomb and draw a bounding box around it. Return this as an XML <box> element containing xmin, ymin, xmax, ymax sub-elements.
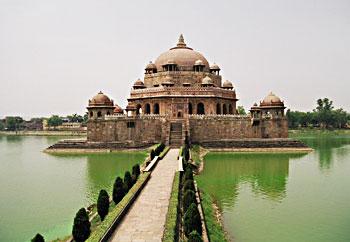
<box><xmin>197</xmin><ymin>153</ymin><xmax>307</xmax><ymax>206</ymax></box>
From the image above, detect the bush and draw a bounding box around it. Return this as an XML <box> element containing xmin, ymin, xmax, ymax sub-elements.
<box><xmin>154</xmin><ymin>143</ymin><xmax>165</xmax><ymax>156</ymax></box>
<box><xmin>123</xmin><ymin>182</ymin><xmax>129</xmax><ymax>194</ymax></box>
<box><xmin>188</xmin><ymin>230</ymin><xmax>203</xmax><ymax>242</ymax></box>
<box><xmin>124</xmin><ymin>171</ymin><xmax>133</xmax><ymax>190</ymax></box>
<box><xmin>72</xmin><ymin>208</ymin><xmax>91</xmax><ymax>242</ymax></box>
<box><xmin>132</xmin><ymin>164</ymin><xmax>140</xmax><ymax>178</ymax></box>
<box><xmin>183</xmin><ymin>190</ymin><xmax>197</xmax><ymax>212</ymax></box>
<box><xmin>183</xmin><ymin>179</ymin><xmax>195</xmax><ymax>193</ymax></box>
<box><xmin>184</xmin><ymin>203</ymin><xmax>202</xmax><ymax>237</ymax></box>
<box><xmin>150</xmin><ymin>149</ymin><xmax>155</xmax><ymax>160</ymax></box>
<box><xmin>184</xmin><ymin>167</ymin><xmax>193</xmax><ymax>181</ymax></box>
<box><xmin>97</xmin><ymin>189</ymin><xmax>109</xmax><ymax>221</ymax></box>
<box><xmin>112</xmin><ymin>177</ymin><xmax>125</xmax><ymax>204</ymax></box>
<box><xmin>31</xmin><ymin>233</ymin><xmax>44</xmax><ymax>242</ymax></box>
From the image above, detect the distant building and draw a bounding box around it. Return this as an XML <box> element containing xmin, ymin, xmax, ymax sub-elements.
<box><xmin>86</xmin><ymin>35</ymin><xmax>287</xmax><ymax>148</ymax></box>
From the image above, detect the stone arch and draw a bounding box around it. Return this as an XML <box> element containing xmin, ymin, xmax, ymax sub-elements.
<box><xmin>223</xmin><ymin>104</ymin><xmax>227</xmax><ymax>114</ymax></box>
<box><xmin>97</xmin><ymin>111</ymin><xmax>102</xmax><ymax>117</ymax></box>
<box><xmin>106</xmin><ymin>111</ymin><xmax>110</xmax><ymax>115</ymax></box>
<box><xmin>136</xmin><ymin>104</ymin><xmax>142</xmax><ymax>115</ymax></box>
<box><xmin>145</xmin><ymin>103</ymin><xmax>151</xmax><ymax>114</ymax></box>
<box><xmin>197</xmin><ymin>103</ymin><xmax>205</xmax><ymax>115</ymax></box>
<box><xmin>89</xmin><ymin>111</ymin><xmax>93</xmax><ymax>118</ymax></box>
<box><xmin>229</xmin><ymin>104</ymin><xmax>233</xmax><ymax>114</ymax></box>
<box><xmin>153</xmin><ymin>103</ymin><xmax>160</xmax><ymax>114</ymax></box>
<box><xmin>216</xmin><ymin>103</ymin><xmax>221</xmax><ymax>114</ymax></box>
<box><xmin>188</xmin><ymin>103</ymin><xmax>193</xmax><ymax>115</ymax></box>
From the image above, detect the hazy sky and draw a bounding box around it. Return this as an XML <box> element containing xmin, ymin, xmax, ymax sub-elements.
<box><xmin>0</xmin><ymin>0</ymin><xmax>349</xmax><ymax>119</ymax></box>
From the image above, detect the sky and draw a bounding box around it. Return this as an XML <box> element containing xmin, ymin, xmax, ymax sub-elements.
<box><xmin>0</xmin><ymin>0</ymin><xmax>349</xmax><ymax>119</ymax></box>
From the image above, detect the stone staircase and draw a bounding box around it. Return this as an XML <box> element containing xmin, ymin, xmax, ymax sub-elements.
<box><xmin>169</xmin><ymin>122</ymin><xmax>183</xmax><ymax>147</ymax></box>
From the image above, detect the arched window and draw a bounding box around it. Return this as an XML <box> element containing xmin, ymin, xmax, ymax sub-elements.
<box><xmin>145</xmin><ymin>103</ymin><xmax>151</xmax><ymax>114</ymax></box>
<box><xmin>89</xmin><ymin>111</ymin><xmax>93</xmax><ymax>118</ymax></box>
<box><xmin>97</xmin><ymin>111</ymin><xmax>102</xmax><ymax>117</ymax></box>
<box><xmin>223</xmin><ymin>104</ymin><xmax>227</xmax><ymax>114</ymax></box>
<box><xmin>153</xmin><ymin>103</ymin><xmax>160</xmax><ymax>114</ymax></box>
<box><xmin>136</xmin><ymin>104</ymin><xmax>142</xmax><ymax>115</ymax></box>
<box><xmin>197</xmin><ymin>103</ymin><xmax>205</xmax><ymax>115</ymax></box>
<box><xmin>106</xmin><ymin>111</ymin><xmax>110</xmax><ymax>115</ymax></box>
<box><xmin>177</xmin><ymin>112</ymin><xmax>183</xmax><ymax>118</ymax></box>
<box><xmin>216</xmin><ymin>103</ymin><xmax>221</xmax><ymax>114</ymax></box>
<box><xmin>188</xmin><ymin>103</ymin><xmax>193</xmax><ymax>114</ymax></box>
<box><xmin>229</xmin><ymin>104</ymin><xmax>233</xmax><ymax>114</ymax></box>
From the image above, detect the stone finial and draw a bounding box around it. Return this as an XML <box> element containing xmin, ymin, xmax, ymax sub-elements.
<box><xmin>177</xmin><ymin>34</ymin><xmax>186</xmax><ymax>47</ymax></box>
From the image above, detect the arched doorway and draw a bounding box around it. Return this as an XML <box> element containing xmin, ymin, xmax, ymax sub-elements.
<box><xmin>223</xmin><ymin>104</ymin><xmax>227</xmax><ymax>114</ymax></box>
<box><xmin>197</xmin><ymin>103</ymin><xmax>205</xmax><ymax>115</ymax></box>
<box><xmin>216</xmin><ymin>103</ymin><xmax>221</xmax><ymax>114</ymax></box>
<box><xmin>145</xmin><ymin>103</ymin><xmax>151</xmax><ymax>114</ymax></box>
<box><xmin>229</xmin><ymin>104</ymin><xmax>233</xmax><ymax>114</ymax></box>
<box><xmin>188</xmin><ymin>103</ymin><xmax>193</xmax><ymax>115</ymax></box>
<box><xmin>177</xmin><ymin>111</ymin><xmax>183</xmax><ymax>118</ymax></box>
<box><xmin>136</xmin><ymin>104</ymin><xmax>142</xmax><ymax>115</ymax></box>
<box><xmin>153</xmin><ymin>103</ymin><xmax>160</xmax><ymax>114</ymax></box>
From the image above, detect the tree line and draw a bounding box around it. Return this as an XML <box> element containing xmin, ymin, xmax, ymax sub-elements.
<box><xmin>287</xmin><ymin>98</ymin><xmax>349</xmax><ymax>129</ymax></box>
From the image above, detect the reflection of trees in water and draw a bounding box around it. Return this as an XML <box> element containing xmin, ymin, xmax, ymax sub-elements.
<box><xmin>300</xmin><ymin>136</ymin><xmax>350</xmax><ymax>170</ymax></box>
<box><xmin>197</xmin><ymin>153</ymin><xmax>306</xmax><ymax>208</ymax></box>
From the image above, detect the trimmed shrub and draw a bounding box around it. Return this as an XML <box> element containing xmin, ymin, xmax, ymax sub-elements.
<box><xmin>122</xmin><ymin>182</ymin><xmax>129</xmax><ymax>194</ymax></box>
<box><xmin>124</xmin><ymin>171</ymin><xmax>133</xmax><ymax>190</ymax></box>
<box><xmin>184</xmin><ymin>203</ymin><xmax>202</xmax><ymax>237</ymax></box>
<box><xmin>184</xmin><ymin>167</ymin><xmax>193</xmax><ymax>181</ymax></box>
<box><xmin>112</xmin><ymin>177</ymin><xmax>125</xmax><ymax>204</ymax></box>
<box><xmin>150</xmin><ymin>149</ymin><xmax>155</xmax><ymax>160</ymax></box>
<box><xmin>183</xmin><ymin>190</ymin><xmax>197</xmax><ymax>212</ymax></box>
<box><xmin>131</xmin><ymin>174</ymin><xmax>137</xmax><ymax>185</ymax></box>
<box><xmin>132</xmin><ymin>164</ymin><xmax>140</xmax><ymax>178</ymax></box>
<box><xmin>183</xmin><ymin>179</ymin><xmax>195</xmax><ymax>193</ymax></box>
<box><xmin>72</xmin><ymin>208</ymin><xmax>91</xmax><ymax>242</ymax></box>
<box><xmin>188</xmin><ymin>230</ymin><xmax>203</xmax><ymax>242</ymax></box>
<box><xmin>97</xmin><ymin>189</ymin><xmax>109</xmax><ymax>221</ymax></box>
<box><xmin>31</xmin><ymin>233</ymin><xmax>44</xmax><ymax>242</ymax></box>
<box><xmin>154</xmin><ymin>143</ymin><xmax>165</xmax><ymax>156</ymax></box>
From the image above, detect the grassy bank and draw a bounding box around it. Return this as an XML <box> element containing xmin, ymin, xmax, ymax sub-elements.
<box><xmin>289</xmin><ymin>128</ymin><xmax>350</xmax><ymax>137</ymax></box>
<box><xmin>162</xmin><ymin>172</ymin><xmax>180</xmax><ymax>242</ymax></box>
<box><xmin>199</xmin><ymin>190</ymin><xmax>228</xmax><ymax>242</ymax></box>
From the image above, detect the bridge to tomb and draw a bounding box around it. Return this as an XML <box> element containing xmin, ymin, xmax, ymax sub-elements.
<box><xmin>109</xmin><ymin>148</ymin><xmax>179</xmax><ymax>242</ymax></box>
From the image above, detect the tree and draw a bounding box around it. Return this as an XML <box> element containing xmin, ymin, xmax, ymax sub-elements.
<box><xmin>314</xmin><ymin>98</ymin><xmax>334</xmax><ymax>128</ymax></box>
<box><xmin>5</xmin><ymin>116</ymin><xmax>24</xmax><ymax>131</ymax></box>
<box><xmin>188</xmin><ymin>230</ymin><xmax>203</xmax><ymax>242</ymax></box>
<box><xmin>184</xmin><ymin>203</ymin><xmax>202</xmax><ymax>236</ymax></box>
<box><xmin>31</xmin><ymin>233</ymin><xmax>45</xmax><ymax>242</ymax></box>
<box><xmin>124</xmin><ymin>171</ymin><xmax>133</xmax><ymax>191</ymax></box>
<box><xmin>183</xmin><ymin>190</ymin><xmax>197</xmax><ymax>212</ymax></box>
<box><xmin>72</xmin><ymin>208</ymin><xmax>91</xmax><ymax>242</ymax></box>
<box><xmin>0</xmin><ymin>121</ymin><xmax>4</xmax><ymax>131</ymax></box>
<box><xmin>67</xmin><ymin>113</ymin><xmax>84</xmax><ymax>123</ymax></box>
<box><xmin>150</xmin><ymin>149</ymin><xmax>155</xmax><ymax>160</ymax></box>
<box><xmin>97</xmin><ymin>189</ymin><xmax>109</xmax><ymax>221</ymax></box>
<box><xmin>112</xmin><ymin>177</ymin><xmax>125</xmax><ymax>204</ymax></box>
<box><xmin>47</xmin><ymin>115</ymin><xmax>63</xmax><ymax>128</ymax></box>
<box><xmin>237</xmin><ymin>106</ymin><xmax>246</xmax><ymax>115</ymax></box>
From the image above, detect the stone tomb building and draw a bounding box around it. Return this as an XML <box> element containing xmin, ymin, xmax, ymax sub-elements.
<box><xmin>86</xmin><ymin>35</ymin><xmax>289</xmax><ymax>148</ymax></box>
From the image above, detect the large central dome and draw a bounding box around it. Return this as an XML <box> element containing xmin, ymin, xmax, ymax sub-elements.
<box><xmin>154</xmin><ymin>34</ymin><xmax>209</xmax><ymax>70</ymax></box>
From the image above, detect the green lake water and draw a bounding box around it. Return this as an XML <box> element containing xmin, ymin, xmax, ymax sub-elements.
<box><xmin>0</xmin><ymin>136</ymin><xmax>146</xmax><ymax>242</ymax></box>
<box><xmin>197</xmin><ymin>133</ymin><xmax>350</xmax><ymax>242</ymax></box>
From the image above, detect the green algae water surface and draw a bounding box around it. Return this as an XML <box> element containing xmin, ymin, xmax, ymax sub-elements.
<box><xmin>196</xmin><ymin>133</ymin><xmax>350</xmax><ymax>242</ymax></box>
<box><xmin>0</xmin><ymin>136</ymin><xmax>146</xmax><ymax>242</ymax></box>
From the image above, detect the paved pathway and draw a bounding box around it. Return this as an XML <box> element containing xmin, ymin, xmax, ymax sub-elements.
<box><xmin>109</xmin><ymin>149</ymin><xmax>179</xmax><ymax>242</ymax></box>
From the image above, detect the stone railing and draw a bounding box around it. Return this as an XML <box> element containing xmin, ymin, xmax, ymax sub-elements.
<box><xmin>189</xmin><ymin>114</ymin><xmax>251</xmax><ymax>120</ymax></box>
<box><xmin>105</xmin><ymin>114</ymin><xmax>168</xmax><ymax>120</ymax></box>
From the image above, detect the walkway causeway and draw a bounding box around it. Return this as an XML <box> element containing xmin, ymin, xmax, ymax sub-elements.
<box><xmin>109</xmin><ymin>148</ymin><xmax>179</xmax><ymax>242</ymax></box>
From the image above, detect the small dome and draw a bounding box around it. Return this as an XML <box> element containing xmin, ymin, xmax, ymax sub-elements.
<box><xmin>202</xmin><ymin>76</ymin><xmax>213</xmax><ymax>85</ymax></box>
<box><xmin>253</xmin><ymin>102</ymin><xmax>258</xmax><ymax>107</ymax></box>
<box><xmin>113</xmin><ymin>105</ymin><xmax>123</xmax><ymax>114</ymax></box>
<box><xmin>210</xmin><ymin>63</ymin><xmax>220</xmax><ymax>70</ymax></box>
<box><xmin>194</xmin><ymin>59</ymin><xmax>203</xmax><ymax>66</ymax></box>
<box><xmin>89</xmin><ymin>91</ymin><xmax>114</xmax><ymax>106</ymax></box>
<box><xmin>260</xmin><ymin>92</ymin><xmax>284</xmax><ymax>107</ymax></box>
<box><xmin>145</xmin><ymin>61</ymin><xmax>157</xmax><ymax>70</ymax></box>
<box><xmin>222</xmin><ymin>80</ymin><xmax>233</xmax><ymax>88</ymax></box>
<box><xmin>133</xmin><ymin>78</ymin><xmax>145</xmax><ymax>88</ymax></box>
